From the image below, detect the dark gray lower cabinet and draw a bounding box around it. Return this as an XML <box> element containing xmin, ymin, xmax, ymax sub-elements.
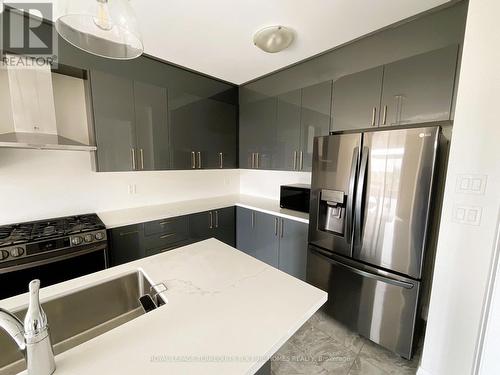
<box><xmin>278</xmin><ymin>219</ymin><xmax>309</xmax><ymax>281</ymax></box>
<box><xmin>189</xmin><ymin>207</ymin><xmax>235</xmax><ymax>246</ymax></box>
<box><xmin>109</xmin><ymin>207</ymin><xmax>235</xmax><ymax>266</ymax></box>
<box><xmin>236</xmin><ymin>207</ymin><xmax>308</xmax><ymax>279</ymax></box>
<box><xmin>109</xmin><ymin>224</ymin><xmax>144</xmax><ymax>266</ymax></box>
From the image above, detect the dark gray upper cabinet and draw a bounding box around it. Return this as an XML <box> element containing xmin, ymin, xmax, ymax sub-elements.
<box><xmin>278</xmin><ymin>218</ymin><xmax>308</xmax><ymax>281</ymax></box>
<box><xmin>170</xmin><ymin>90</ymin><xmax>238</xmax><ymax>170</ymax></box>
<box><xmin>239</xmin><ymin>96</ymin><xmax>277</xmax><ymax>169</ymax></box>
<box><xmin>276</xmin><ymin>90</ymin><xmax>301</xmax><ymax>171</ymax></box>
<box><xmin>332</xmin><ymin>66</ymin><xmax>384</xmax><ymax>132</ymax></box>
<box><xmin>299</xmin><ymin>81</ymin><xmax>333</xmax><ymax>171</ymax></box>
<box><xmin>379</xmin><ymin>45</ymin><xmax>458</xmax><ymax>126</ymax></box>
<box><xmin>133</xmin><ymin>81</ymin><xmax>170</xmax><ymax>170</ymax></box>
<box><xmin>91</xmin><ymin>70</ymin><xmax>137</xmax><ymax>172</ymax></box>
<box><xmin>331</xmin><ymin>45</ymin><xmax>458</xmax><ymax>131</ymax></box>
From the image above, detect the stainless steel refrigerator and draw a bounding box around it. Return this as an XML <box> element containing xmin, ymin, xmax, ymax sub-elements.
<box><xmin>307</xmin><ymin>125</ymin><xmax>440</xmax><ymax>359</ymax></box>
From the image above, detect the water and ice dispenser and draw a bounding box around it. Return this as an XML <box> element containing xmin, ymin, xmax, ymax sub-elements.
<box><xmin>318</xmin><ymin>189</ymin><xmax>346</xmax><ymax>235</ymax></box>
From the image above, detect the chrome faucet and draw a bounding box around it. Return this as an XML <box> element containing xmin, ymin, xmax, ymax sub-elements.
<box><xmin>0</xmin><ymin>280</ymin><xmax>56</xmax><ymax>375</ymax></box>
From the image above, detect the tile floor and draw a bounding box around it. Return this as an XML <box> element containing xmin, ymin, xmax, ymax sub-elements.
<box><xmin>271</xmin><ymin>310</ymin><xmax>421</xmax><ymax>375</ymax></box>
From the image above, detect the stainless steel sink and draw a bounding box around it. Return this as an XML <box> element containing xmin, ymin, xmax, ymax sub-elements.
<box><xmin>0</xmin><ymin>271</ymin><xmax>164</xmax><ymax>375</ymax></box>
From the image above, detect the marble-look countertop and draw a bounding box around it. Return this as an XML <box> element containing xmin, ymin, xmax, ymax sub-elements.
<box><xmin>1</xmin><ymin>239</ymin><xmax>327</xmax><ymax>375</ymax></box>
<box><xmin>98</xmin><ymin>194</ymin><xmax>310</xmax><ymax>229</ymax></box>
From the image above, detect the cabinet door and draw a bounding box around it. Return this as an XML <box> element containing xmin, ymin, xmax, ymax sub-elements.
<box><xmin>331</xmin><ymin>66</ymin><xmax>384</xmax><ymax>132</ymax></box>
<box><xmin>236</xmin><ymin>208</ymin><xmax>279</xmax><ymax>267</ymax></box>
<box><xmin>109</xmin><ymin>224</ymin><xmax>143</xmax><ymax>266</ymax></box>
<box><xmin>169</xmin><ymin>89</ymin><xmax>202</xmax><ymax>169</ymax></box>
<box><xmin>239</xmin><ymin>97</ymin><xmax>277</xmax><ymax>170</ymax></box>
<box><xmin>201</xmin><ymin>99</ymin><xmax>238</xmax><ymax>169</ymax></box>
<box><xmin>91</xmin><ymin>70</ymin><xmax>137</xmax><ymax>172</ymax></box>
<box><xmin>300</xmin><ymin>81</ymin><xmax>333</xmax><ymax>171</ymax></box>
<box><xmin>278</xmin><ymin>218</ymin><xmax>308</xmax><ymax>280</ymax></box>
<box><xmin>276</xmin><ymin>89</ymin><xmax>301</xmax><ymax>171</ymax></box>
<box><xmin>236</xmin><ymin>207</ymin><xmax>257</xmax><ymax>253</ymax></box>
<box><xmin>379</xmin><ymin>45</ymin><xmax>458</xmax><ymax>126</ymax></box>
<box><xmin>213</xmin><ymin>207</ymin><xmax>235</xmax><ymax>246</ymax></box>
<box><xmin>134</xmin><ymin>81</ymin><xmax>170</xmax><ymax>170</ymax></box>
<box><xmin>189</xmin><ymin>211</ymin><xmax>213</xmax><ymax>241</ymax></box>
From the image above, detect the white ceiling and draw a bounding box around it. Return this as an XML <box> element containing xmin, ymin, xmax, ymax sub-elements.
<box><xmin>46</xmin><ymin>0</ymin><xmax>452</xmax><ymax>84</ymax></box>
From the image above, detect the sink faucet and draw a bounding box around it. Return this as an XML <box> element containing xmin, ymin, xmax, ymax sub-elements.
<box><xmin>0</xmin><ymin>280</ymin><xmax>56</xmax><ymax>375</ymax></box>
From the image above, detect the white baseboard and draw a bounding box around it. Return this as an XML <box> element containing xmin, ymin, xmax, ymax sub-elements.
<box><xmin>417</xmin><ymin>366</ymin><xmax>433</xmax><ymax>375</ymax></box>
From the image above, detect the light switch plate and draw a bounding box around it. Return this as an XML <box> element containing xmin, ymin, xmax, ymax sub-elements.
<box><xmin>452</xmin><ymin>204</ymin><xmax>482</xmax><ymax>226</ymax></box>
<box><xmin>456</xmin><ymin>174</ymin><xmax>487</xmax><ymax>195</ymax></box>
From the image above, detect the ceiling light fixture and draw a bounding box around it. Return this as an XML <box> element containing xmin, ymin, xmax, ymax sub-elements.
<box><xmin>253</xmin><ymin>26</ymin><xmax>294</xmax><ymax>53</ymax></box>
<box><xmin>55</xmin><ymin>0</ymin><xmax>143</xmax><ymax>60</ymax></box>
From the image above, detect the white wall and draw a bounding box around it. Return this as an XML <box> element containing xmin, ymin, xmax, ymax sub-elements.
<box><xmin>0</xmin><ymin>149</ymin><xmax>240</xmax><ymax>225</ymax></box>
<box><xmin>418</xmin><ymin>0</ymin><xmax>500</xmax><ymax>374</ymax></box>
<box><xmin>239</xmin><ymin>169</ymin><xmax>311</xmax><ymax>200</ymax></box>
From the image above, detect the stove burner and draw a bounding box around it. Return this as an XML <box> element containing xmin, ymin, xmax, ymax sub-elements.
<box><xmin>0</xmin><ymin>214</ymin><xmax>105</xmax><ymax>247</ymax></box>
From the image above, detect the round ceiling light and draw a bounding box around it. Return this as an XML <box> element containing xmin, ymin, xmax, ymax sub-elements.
<box><xmin>253</xmin><ymin>26</ymin><xmax>294</xmax><ymax>53</ymax></box>
<box><xmin>55</xmin><ymin>0</ymin><xmax>143</xmax><ymax>60</ymax></box>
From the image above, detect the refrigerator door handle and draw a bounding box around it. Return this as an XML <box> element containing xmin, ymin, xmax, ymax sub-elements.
<box><xmin>354</xmin><ymin>146</ymin><xmax>369</xmax><ymax>245</ymax></box>
<box><xmin>346</xmin><ymin>146</ymin><xmax>359</xmax><ymax>245</ymax></box>
<box><xmin>310</xmin><ymin>247</ymin><xmax>414</xmax><ymax>289</ymax></box>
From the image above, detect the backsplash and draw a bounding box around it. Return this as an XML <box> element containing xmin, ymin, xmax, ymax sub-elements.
<box><xmin>239</xmin><ymin>169</ymin><xmax>311</xmax><ymax>200</ymax></box>
<box><xmin>0</xmin><ymin>149</ymin><xmax>240</xmax><ymax>225</ymax></box>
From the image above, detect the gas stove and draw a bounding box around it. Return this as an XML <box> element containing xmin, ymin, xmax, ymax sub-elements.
<box><xmin>0</xmin><ymin>214</ymin><xmax>107</xmax><ymax>265</ymax></box>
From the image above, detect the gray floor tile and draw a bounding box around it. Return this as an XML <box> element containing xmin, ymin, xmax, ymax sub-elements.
<box><xmin>348</xmin><ymin>356</ymin><xmax>389</xmax><ymax>375</ymax></box>
<box><xmin>357</xmin><ymin>340</ymin><xmax>418</xmax><ymax>375</ymax></box>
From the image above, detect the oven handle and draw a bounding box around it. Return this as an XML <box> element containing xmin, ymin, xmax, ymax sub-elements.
<box><xmin>310</xmin><ymin>247</ymin><xmax>414</xmax><ymax>289</ymax></box>
<box><xmin>0</xmin><ymin>244</ymin><xmax>108</xmax><ymax>274</ymax></box>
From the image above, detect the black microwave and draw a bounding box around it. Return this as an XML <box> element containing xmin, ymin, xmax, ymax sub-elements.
<box><xmin>280</xmin><ymin>184</ymin><xmax>311</xmax><ymax>213</ymax></box>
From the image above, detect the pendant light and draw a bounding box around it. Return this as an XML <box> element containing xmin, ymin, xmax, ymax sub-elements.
<box><xmin>55</xmin><ymin>0</ymin><xmax>143</xmax><ymax>60</ymax></box>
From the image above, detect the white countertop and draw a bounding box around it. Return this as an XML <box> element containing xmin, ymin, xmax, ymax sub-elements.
<box><xmin>1</xmin><ymin>239</ymin><xmax>327</xmax><ymax>375</ymax></box>
<box><xmin>98</xmin><ymin>194</ymin><xmax>309</xmax><ymax>229</ymax></box>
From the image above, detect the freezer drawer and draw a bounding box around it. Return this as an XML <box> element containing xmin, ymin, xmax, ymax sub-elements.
<box><xmin>307</xmin><ymin>245</ymin><xmax>420</xmax><ymax>359</ymax></box>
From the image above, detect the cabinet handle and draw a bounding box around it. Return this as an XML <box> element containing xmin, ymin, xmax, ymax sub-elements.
<box><xmin>256</xmin><ymin>153</ymin><xmax>260</xmax><ymax>169</ymax></box>
<box><xmin>131</xmin><ymin>148</ymin><xmax>136</xmax><ymax>170</ymax></box>
<box><xmin>299</xmin><ymin>151</ymin><xmax>303</xmax><ymax>171</ymax></box>
<box><xmin>139</xmin><ymin>148</ymin><xmax>144</xmax><ymax>170</ymax></box>
<box><xmin>197</xmin><ymin>151</ymin><xmax>202</xmax><ymax>169</ymax></box>
<box><xmin>215</xmin><ymin>211</ymin><xmax>219</xmax><ymax>228</ymax></box>
<box><xmin>119</xmin><ymin>230</ymin><xmax>139</xmax><ymax>236</ymax></box>
<box><xmin>251</xmin><ymin>211</ymin><xmax>255</xmax><ymax>228</ymax></box>
<box><xmin>159</xmin><ymin>220</ymin><xmax>172</xmax><ymax>226</ymax></box>
<box><xmin>382</xmin><ymin>105</ymin><xmax>388</xmax><ymax>125</ymax></box>
<box><xmin>209</xmin><ymin>211</ymin><xmax>213</xmax><ymax>229</ymax></box>
<box><xmin>293</xmin><ymin>151</ymin><xmax>297</xmax><ymax>170</ymax></box>
<box><xmin>280</xmin><ymin>218</ymin><xmax>284</xmax><ymax>238</ymax></box>
<box><xmin>160</xmin><ymin>233</ymin><xmax>176</xmax><ymax>239</ymax></box>
<box><xmin>191</xmin><ymin>151</ymin><xmax>196</xmax><ymax>169</ymax></box>
<box><xmin>274</xmin><ymin>217</ymin><xmax>278</xmax><ymax>236</ymax></box>
<box><xmin>371</xmin><ymin>107</ymin><xmax>377</xmax><ymax>127</ymax></box>
<box><xmin>219</xmin><ymin>152</ymin><xmax>223</xmax><ymax>169</ymax></box>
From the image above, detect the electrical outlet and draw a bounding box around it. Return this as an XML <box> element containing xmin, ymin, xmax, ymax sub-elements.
<box><xmin>128</xmin><ymin>184</ymin><xmax>137</xmax><ymax>194</ymax></box>
<box><xmin>452</xmin><ymin>204</ymin><xmax>482</xmax><ymax>226</ymax></box>
<box><xmin>456</xmin><ymin>174</ymin><xmax>487</xmax><ymax>195</ymax></box>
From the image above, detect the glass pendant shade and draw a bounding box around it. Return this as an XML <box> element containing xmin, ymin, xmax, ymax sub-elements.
<box><xmin>55</xmin><ymin>0</ymin><xmax>143</xmax><ymax>60</ymax></box>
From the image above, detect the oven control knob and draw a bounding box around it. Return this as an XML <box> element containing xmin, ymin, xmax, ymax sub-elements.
<box><xmin>84</xmin><ymin>234</ymin><xmax>94</xmax><ymax>243</ymax></box>
<box><xmin>10</xmin><ymin>247</ymin><xmax>24</xmax><ymax>257</ymax></box>
<box><xmin>95</xmin><ymin>231</ymin><xmax>105</xmax><ymax>241</ymax></box>
<box><xmin>72</xmin><ymin>236</ymin><xmax>83</xmax><ymax>245</ymax></box>
<box><xmin>0</xmin><ymin>250</ymin><xmax>9</xmax><ymax>260</ymax></box>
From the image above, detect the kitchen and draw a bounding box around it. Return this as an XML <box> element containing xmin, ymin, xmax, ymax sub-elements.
<box><xmin>0</xmin><ymin>0</ymin><xmax>499</xmax><ymax>375</ymax></box>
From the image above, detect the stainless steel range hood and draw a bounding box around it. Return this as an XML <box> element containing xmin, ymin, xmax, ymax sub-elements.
<box><xmin>0</xmin><ymin>56</ymin><xmax>96</xmax><ymax>151</ymax></box>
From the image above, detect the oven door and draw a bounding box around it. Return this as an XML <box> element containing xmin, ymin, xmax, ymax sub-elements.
<box><xmin>0</xmin><ymin>245</ymin><xmax>108</xmax><ymax>300</ymax></box>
